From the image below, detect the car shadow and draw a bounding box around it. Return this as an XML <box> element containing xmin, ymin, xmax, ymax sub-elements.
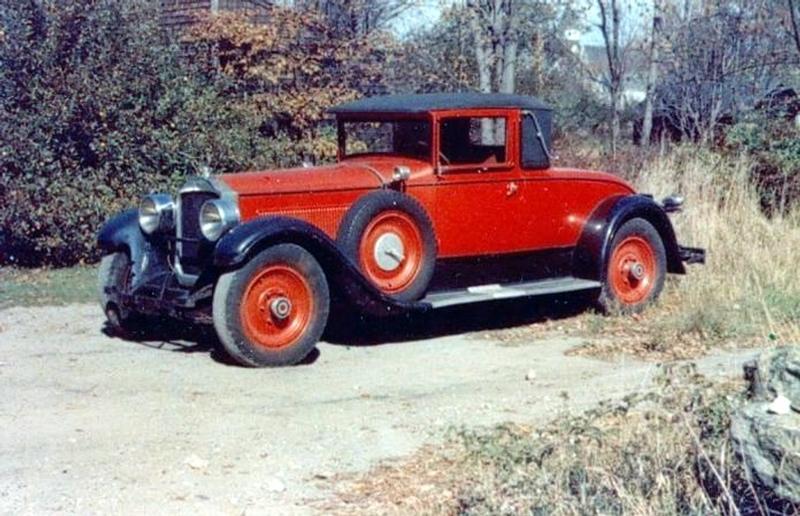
<box><xmin>101</xmin><ymin>316</ymin><xmax>320</xmax><ymax>367</ymax></box>
<box><xmin>102</xmin><ymin>291</ymin><xmax>596</xmax><ymax>366</ymax></box>
<box><xmin>323</xmin><ymin>291</ymin><xmax>597</xmax><ymax>346</ymax></box>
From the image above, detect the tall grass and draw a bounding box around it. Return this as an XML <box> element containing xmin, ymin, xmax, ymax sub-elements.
<box><xmin>640</xmin><ymin>149</ymin><xmax>800</xmax><ymax>341</ymax></box>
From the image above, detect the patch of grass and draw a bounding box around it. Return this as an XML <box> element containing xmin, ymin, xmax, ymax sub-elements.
<box><xmin>322</xmin><ymin>366</ymin><xmax>783</xmax><ymax>515</ymax></box>
<box><xmin>0</xmin><ymin>266</ymin><xmax>97</xmax><ymax>309</ymax></box>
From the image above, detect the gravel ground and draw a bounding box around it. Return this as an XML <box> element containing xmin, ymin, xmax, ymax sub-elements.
<box><xmin>0</xmin><ymin>302</ymin><xmax>756</xmax><ymax>515</ymax></box>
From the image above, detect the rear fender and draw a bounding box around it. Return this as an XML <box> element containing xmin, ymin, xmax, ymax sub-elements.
<box><xmin>213</xmin><ymin>216</ymin><xmax>422</xmax><ymax>316</ymax></box>
<box><xmin>573</xmin><ymin>195</ymin><xmax>685</xmax><ymax>282</ymax></box>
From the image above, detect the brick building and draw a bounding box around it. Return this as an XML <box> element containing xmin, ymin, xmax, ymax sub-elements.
<box><xmin>160</xmin><ymin>0</ymin><xmax>272</xmax><ymax>31</ymax></box>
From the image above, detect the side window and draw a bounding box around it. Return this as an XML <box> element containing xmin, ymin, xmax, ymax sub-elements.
<box><xmin>521</xmin><ymin>111</ymin><xmax>552</xmax><ymax>170</ymax></box>
<box><xmin>439</xmin><ymin>117</ymin><xmax>507</xmax><ymax>166</ymax></box>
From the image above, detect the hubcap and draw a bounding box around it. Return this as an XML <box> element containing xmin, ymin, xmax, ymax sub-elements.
<box><xmin>269</xmin><ymin>297</ymin><xmax>292</xmax><ymax>320</ymax></box>
<box><xmin>373</xmin><ymin>232</ymin><xmax>405</xmax><ymax>271</ymax></box>
<box><xmin>629</xmin><ymin>262</ymin><xmax>645</xmax><ymax>280</ymax></box>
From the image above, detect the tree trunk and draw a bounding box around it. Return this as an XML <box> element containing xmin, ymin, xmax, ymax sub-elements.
<box><xmin>598</xmin><ymin>0</ymin><xmax>623</xmax><ymax>157</ymax></box>
<box><xmin>530</xmin><ymin>31</ymin><xmax>544</xmax><ymax>94</ymax></box>
<box><xmin>789</xmin><ymin>0</ymin><xmax>800</xmax><ymax>57</ymax></box>
<box><xmin>500</xmin><ymin>39</ymin><xmax>517</xmax><ymax>93</ymax></box>
<box><xmin>640</xmin><ymin>11</ymin><xmax>661</xmax><ymax>146</ymax></box>
<box><xmin>610</xmin><ymin>86</ymin><xmax>620</xmax><ymax>156</ymax></box>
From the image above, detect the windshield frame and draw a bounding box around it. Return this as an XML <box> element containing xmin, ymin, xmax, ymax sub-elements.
<box><xmin>336</xmin><ymin>113</ymin><xmax>434</xmax><ymax>164</ymax></box>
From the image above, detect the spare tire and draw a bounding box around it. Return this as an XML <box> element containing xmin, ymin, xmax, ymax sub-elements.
<box><xmin>337</xmin><ymin>190</ymin><xmax>437</xmax><ymax>302</ymax></box>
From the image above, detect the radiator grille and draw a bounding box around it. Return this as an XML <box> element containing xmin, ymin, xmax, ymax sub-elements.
<box><xmin>177</xmin><ymin>191</ymin><xmax>217</xmax><ymax>275</ymax></box>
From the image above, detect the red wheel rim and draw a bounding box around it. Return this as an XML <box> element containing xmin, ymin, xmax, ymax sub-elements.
<box><xmin>359</xmin><ymin>210</ymin><xmax>424</xmax><ymax>294</ymax></box>
<box><xmin>240</xmin><ymin>264</ymin><xmax>314</xmax><ymax>350</ymax></box>
<box><xmin>608</xmin><ymin>236</ymin><xmax>657</xmax><ymax>305</ymax></box>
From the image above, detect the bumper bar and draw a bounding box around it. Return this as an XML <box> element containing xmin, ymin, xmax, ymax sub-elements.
<box><xmin>679</xmin><ymin>245</ymin><xmax>706</xmax><ymax>265</ymax></box>
<box><xmin>109</xmin><ymin>271</ymin><xmax>214</xmax><ymax>323</ymax></box>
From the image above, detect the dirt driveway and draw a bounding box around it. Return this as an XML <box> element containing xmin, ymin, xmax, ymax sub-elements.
<box><xmin>0</xmin><ymin>302</ymin><xmax>755</xmax><ymax>515</ymax></box>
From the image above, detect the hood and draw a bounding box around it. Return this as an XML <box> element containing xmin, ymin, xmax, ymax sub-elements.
<box><xmin>219</xmin><ymin>157</ymin><xmax>433</xmax><ymax>197</ymax></box>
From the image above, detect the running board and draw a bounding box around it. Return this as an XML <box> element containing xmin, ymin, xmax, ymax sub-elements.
<box><xmin>421</xmin><ymin>277</ymin><xmax>602</xmax><ymax>309</ymax></box>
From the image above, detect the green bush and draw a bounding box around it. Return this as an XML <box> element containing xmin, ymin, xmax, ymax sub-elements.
<box><xmin>0</xmin><ymin>0</ymin><xmax>285</xmax><ymax>266</ymax></box>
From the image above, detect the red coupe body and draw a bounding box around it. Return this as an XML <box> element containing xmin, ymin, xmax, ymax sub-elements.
<box><xmin>98</xmin><ymin>93</ymin><xmax>703</xmax><ymax>367</ymax></box>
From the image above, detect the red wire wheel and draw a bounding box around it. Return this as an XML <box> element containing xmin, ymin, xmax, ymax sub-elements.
<box><xmin>600</xmin><ymin>218</ymin><xmax>666</xmax><ymax>313</ymax></box>
<box><xmin>239</xmin><ymin>264</ymin><xmax>314</xmax><ymax>350</ymax></box>
<box><xmin>608</xmin><ymin>236</ymin><xmax>657</xmax><ymax>304</ymax></box>
<box><xmin>213</xmin><ymin>244</ymin><xmax>330</xmax><ymax>367</ymax></box>
<box><xmin>337</xmin><ymin>190</ymin><xmax>437</xmax><ymax>302</ymax></box>
<box><xmin>358</xmin><ymin>210</ymin><xmax>424</xmax><ymax>294</ymax></box>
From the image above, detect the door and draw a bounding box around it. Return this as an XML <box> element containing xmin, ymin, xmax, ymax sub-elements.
<box><xmin>432</xmin><ymin>112</ymin><xmax>527</xmax><ymax>258</ymax></box>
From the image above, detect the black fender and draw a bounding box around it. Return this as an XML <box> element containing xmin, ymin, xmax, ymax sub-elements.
<box><xmin>97</xmin><ymin>209</ymin><xmax>150</xmax><ymax>284</ymax></box>
<box><xmin>213</xmin><ymin>216</ymin><xmax>427</xmax><ymax>316</ymax></box>
<box><xmin>573</xmin><ymin>194</ymin><xmax>685</xmax><ymax>282</ymax></box>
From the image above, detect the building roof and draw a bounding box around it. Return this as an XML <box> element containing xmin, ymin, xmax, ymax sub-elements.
<box><xmin>330</xmin><ymin>92</ymin><xmax>552</xmax><ymax>115</ymax></box>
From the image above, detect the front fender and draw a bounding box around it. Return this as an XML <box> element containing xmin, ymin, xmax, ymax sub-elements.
<box><xmin>214</xmin><ymin>216</ymin><xmax>424</xmax><ymax>316</ymax></box>
<box><xmin>97</xmin><ymin>209</ymin><xmax>150</xmax><ymax>284</ymax></box>
<box><xmin>573</xmin><ymin>194</ymin><xmax>685</xmax><ymax>281</ymax></box>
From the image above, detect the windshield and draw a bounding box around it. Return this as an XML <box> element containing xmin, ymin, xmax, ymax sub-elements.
<box><xmin>339</xmin><ymin>119</ymin><xmax>431</xmax><ymax>161</ymax></box>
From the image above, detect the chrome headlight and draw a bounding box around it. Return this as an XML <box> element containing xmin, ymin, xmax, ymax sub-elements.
<box><xmin>138</xmin><ymin>194</ymin><xmax>174</xmax><ymax>235</ymax></box>
<box><xmin>199</xmin><ymin>199</ymin><xmax>239</xmax><ymax>241</ymax></box>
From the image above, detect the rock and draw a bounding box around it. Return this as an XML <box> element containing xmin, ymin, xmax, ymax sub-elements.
<box><xmin>743</xmin><ymin>346</ymin><xmax>800</xmax><ymax>409</ymax></box>
<box><xmin>732</xmin><ymin>347</ymin><xmax>800</xmax><ymax>504</ymax></box>
<box><xmin>731</xmin><ymin>403</ymin><xmax>800</xmax><ymax>504</ymax></box>
<box><xmin>525</xmin><ymin>369</ymin><xmax>537</xmax><ymax>382</ymax></box>
<box><xmin>184</xmin><ymin>454</ymin><xmax>208</xmax><ymax>470</ymax></box>
<box><xmin>767</xmin><ymin>395</ymin><xmax>792</xmax><ymax>415</ymax></box>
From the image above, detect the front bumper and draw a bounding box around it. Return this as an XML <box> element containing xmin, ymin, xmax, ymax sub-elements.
<box><xmin>109</xmin><ymin>270</ymin><xmax>214</xmax><ymax>324</ymax></box>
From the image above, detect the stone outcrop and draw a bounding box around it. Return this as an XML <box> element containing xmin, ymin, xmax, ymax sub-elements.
<box><xmin>731</xmin><ymin>347</ymin><xmax>800</xmax><ymax>504</ymax></box>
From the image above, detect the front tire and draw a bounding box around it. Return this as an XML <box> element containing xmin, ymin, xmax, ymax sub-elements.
<box><xmin>599</xmin><ymin>218</ymin><xmax>667</xmax><ymax>314</ymax></box>
<box><xmin>212</xmin><ymin>244</ymin><xmax>330</xmax><ymax>367</ymax></box>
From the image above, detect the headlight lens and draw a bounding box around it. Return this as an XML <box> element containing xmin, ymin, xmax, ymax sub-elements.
<box><xmin>138</xmin><ymin>194</ymin><xmax>174</xmax><ymax>235</ymax></box>
<box><xmin>199</xmin><ymin>199</ymin><xmax>239</xmax><ymax>241</ymax></box>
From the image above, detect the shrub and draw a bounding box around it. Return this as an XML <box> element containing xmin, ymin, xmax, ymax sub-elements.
<box><xmin>0</xmin><ymin>0</ymin><xmax>279</xmax><ymax>265</ymax></box>
<box><xmin>726</xmin><ymin>109</ymin><xmax>800</xmax><ymax>214</ymax></box>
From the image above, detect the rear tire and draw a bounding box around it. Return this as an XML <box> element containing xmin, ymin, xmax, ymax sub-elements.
<box><xmin>97</xmin><ymin>252</ymin><xmax>141</xmax><ymax>333</ymax></box>
<box><xmin>212</xmin><ymin>244</ymin><xmax>330</xmax><ymax>367</ymax></box>
<box><xmin>599</xmin><ymin>218</ymin><xmax>666</xmax><ymax>314</ymax></box>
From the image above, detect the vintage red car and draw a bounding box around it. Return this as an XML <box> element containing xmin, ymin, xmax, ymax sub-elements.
<box><xmin>98</xmin><ymin>93</ymin><xmax>704</xmax><ymax>367</ymax></box>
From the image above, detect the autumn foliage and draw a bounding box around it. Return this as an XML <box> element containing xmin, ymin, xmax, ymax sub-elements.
<box><xmin>184</xmin><ymin>6</ymin><xmax>394</xmax><ymax>162</ymax></box>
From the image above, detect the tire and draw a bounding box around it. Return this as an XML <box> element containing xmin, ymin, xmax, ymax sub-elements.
<box><xmin>212</xmin><ymin>243</ymin><xmax>330</xmax><ymax>367</ymax></box>
<box><xmin>97</xmin><ymin>252</ymin><xmax>141</xmax><ymax>333</ymax></box>
<box><xmin>599</xmin><ymin>218</ymin><xmax>667</xmax><ymax>314</ymax></box>
<box><xmin>337</xmin><ymin>190</ymin><xmax>437</xmax><ymax>302</ymax></box>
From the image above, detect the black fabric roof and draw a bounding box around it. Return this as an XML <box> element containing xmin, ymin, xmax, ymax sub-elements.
<box><xmin>330</xmin><ymin>92</ymin><xmax>552</xmax><ymax>115</ymax></box>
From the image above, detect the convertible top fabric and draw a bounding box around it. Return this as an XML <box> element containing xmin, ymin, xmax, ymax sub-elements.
<box><xmin>330</xmin><ymin>92</ymin><xmax>552</xmax><ymax>115</ymax></box>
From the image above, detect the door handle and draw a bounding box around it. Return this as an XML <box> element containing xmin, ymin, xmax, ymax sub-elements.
<box><xmin>506</xmin><ymin>181</ymin><xmax>519</xmax><ymax>196</ymax></box>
